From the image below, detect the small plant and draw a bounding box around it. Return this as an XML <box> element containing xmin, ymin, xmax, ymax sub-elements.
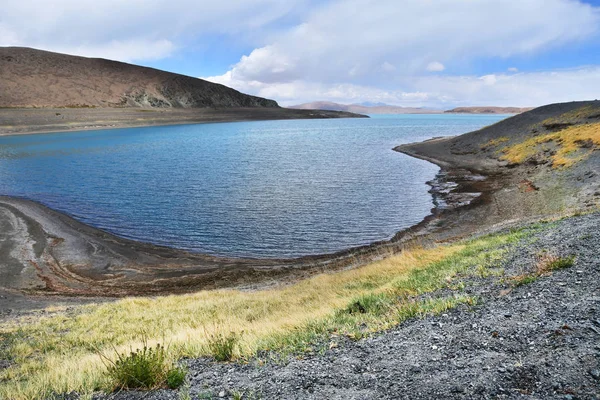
<box><xmin>101</xmin><ymin>339</ymin><xmax>186</xmax><ymax>391</ymax></box>
<box><xmin>206</xmin><ymin>331</ymin><xmax>239</xmax><ymax>362</ymax></box>
<box><xmin>544</xmin><ymin>255</ymin><xmax>575</xmax><ymax>271</ymax></box>
<box><xmin>166</xmin><ymin>364</ymin><xmax>188</xmax><ymax>389</ymax></box>
<box><xmin>512</xmin><ymin>275</ymin><xmax>538</xmax><ymax>287</ymax></box>
<box><xmin>232</xmin><ymin>390</ymin><xmax>243</xmax><ymax>400</ymax></box>
<box><xmin>511</xmin><ymin>254</ymin><xmax>575</xmax><ymax>287</ymax></box>
<box><xmin>178</xmin><ymin>383</ymin><xmax>192</xmax><ymax>400</ymax></box>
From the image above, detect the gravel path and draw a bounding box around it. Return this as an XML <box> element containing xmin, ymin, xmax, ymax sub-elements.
<box><xmin>98</xmin><ymin>212</ymin><xmax>600</xmax><ymax>400</ymax></box>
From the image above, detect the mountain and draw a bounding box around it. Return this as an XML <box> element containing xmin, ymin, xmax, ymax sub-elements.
<box><xmin>288</xmin><ymin>101</ymin><xmax>440</xmax><ymax>114</ymax></box>
<box><xmin>444</xmin><ymin>106</ymin><xmax>533</xmax><ymax>114</ymax></box>
<box><xmin>0</xmin><ymin>48</ymin><xmax>368</xmax><ymax>134</ymax></box>
<box><xmin>0</xmin><ymin>47</ymin><xmax>279</xmax><ymax>109</ymax></box>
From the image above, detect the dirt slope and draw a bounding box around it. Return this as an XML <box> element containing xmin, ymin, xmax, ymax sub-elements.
<box><xmin>0</xmin><ymin>47</ymin><xmax>278</xmax><ymax>109</ymax></box>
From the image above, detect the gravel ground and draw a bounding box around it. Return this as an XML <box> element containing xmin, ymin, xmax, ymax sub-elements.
<box><xmin>91</xmin><ymin>212</ymin><xmax>600</xmax><ymax>400</ymax></box>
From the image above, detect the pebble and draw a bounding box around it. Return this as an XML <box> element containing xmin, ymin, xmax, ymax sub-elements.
<box><xmin>589</xmin><ymin>369</ymin><xmax>600</xmax><ymax>380</ymax></box>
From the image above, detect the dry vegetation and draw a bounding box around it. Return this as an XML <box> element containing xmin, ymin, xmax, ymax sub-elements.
<box><xmin>511</xmin><ymin>253</ymin><xmax>575</xmax><ymax>286</ymax></box>
<box><xmin>501</xmin><ymin>122</ymin><xmax>600</xmax><ymax>167</ymax></box>
<box><xmin>480</xmin><ymin>136</ymin><xmax>510</xmax><ymax>150</ymax></box>
<box><xmin>0</xmin><ymin>226</ymin><xmax>540</xmax><ymax>400</ymax></box>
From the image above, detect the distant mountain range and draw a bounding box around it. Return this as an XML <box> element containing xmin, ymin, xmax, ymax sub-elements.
<box><xmin>289</xmin><ymin>102</ymin><xmax>532</xmax><ymax>115</ymax></box>
<box><xmin>288</xmin><ymin>101</ymin><xmax>439</xmax><ymax>114</ymax></box>
<box><xmin>444</xmin><ymin>106</ymin><xmax>534</xmax><ymax>114</ymax></box>
<box><xmin>0</xmin><ymin>47</ymin><xmax>279</xmax><ymax>109</ymax></box>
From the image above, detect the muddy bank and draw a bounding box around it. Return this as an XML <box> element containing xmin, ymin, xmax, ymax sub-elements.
<box><xmin>0</xmin><ymin>107</ymin><xmax>366</xmax><ymax>136</ymax></box>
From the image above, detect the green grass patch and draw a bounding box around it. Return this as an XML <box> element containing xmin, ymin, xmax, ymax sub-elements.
<box><xmin>103</xmin><ymin>341</ymin><xmax>186</xmax><ymax>391</ymax></box>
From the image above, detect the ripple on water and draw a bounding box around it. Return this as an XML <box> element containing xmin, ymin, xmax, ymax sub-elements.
<box><xmin>0</xmin><ymin>114</ymin><xmax>508</xmax><ymax>258</ymax></box>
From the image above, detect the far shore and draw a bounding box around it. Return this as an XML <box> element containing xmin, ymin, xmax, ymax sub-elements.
<box><xmin>0</xmin><ymin>107</ymin><xmax>367</xmax><ymax>136</ymax></box>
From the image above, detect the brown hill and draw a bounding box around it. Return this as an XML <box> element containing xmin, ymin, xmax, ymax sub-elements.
<box><xmin>444</xmin><ymin>106</ymin><xmax>533</xmax><ymax>114</ymax></box>
<box><xmin>0</xmin><ymin>47</ymin><xmax>279</xmax><ymax>109</ymax></box>
<box><xmin>289</xmin><ymin>101</ymin><xmax>440</xmax><ymax>114</ymax></box>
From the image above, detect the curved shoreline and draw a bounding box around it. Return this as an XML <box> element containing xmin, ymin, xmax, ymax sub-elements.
<box><xmin>0</xmin><ymin>142</ymin><xmax>509</xmax><ymax>305</ymax></box>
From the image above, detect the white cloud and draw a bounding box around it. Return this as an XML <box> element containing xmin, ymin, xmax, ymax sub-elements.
<box><xmin>2</xmin><ymin>0</ymin><xmax>599</xmax><ymax>107</ymax></box>
<box><xmin>218</xmin><ymin>0</ymin><xmax>599</xmax><ymax>86</ymax></box>
<box><xmin>381</xmin><ymin>62</ymin><xmax>397</xmax><ymax>72</ymax></box>
<box><xmin>508</xmin><ymin>67</ymin><xmax>519</xmax><ymax>72</ymax></box>
<box><xmin>0</xmin><ymin>0</ymin><xmax>305</xmax><ymax>62</ymax></box>
<box><xmin>205</xmin><ymin>67</ymin><xmax>600</xmax><ymax>108</ymax></box>
<box><xmin>426</xmin><ymin>62</ymin><xmax>445</xmax><ymax>72</ymax></box>
<box><xmin>480</xmin><ymin>75</ymin><xmax>498</xmax><ymax>86</ymax></box>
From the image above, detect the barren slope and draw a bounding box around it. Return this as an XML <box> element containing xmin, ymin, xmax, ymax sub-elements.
<box><xmin>0</xmin><ymin>47</ymin><xmax>278</xmax><ymax>109</ymax></box>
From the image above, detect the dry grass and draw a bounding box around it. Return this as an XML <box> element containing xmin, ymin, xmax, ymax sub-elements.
<box><xmin>501</xmin><ymin>123</ymin><xmax>600</xmax><ymax>167</ymax></box>
<box><xmin>0</xmin><ymin>227</ymin><xmax>534</xmax><ymax>399</ymax></box>
<box><xmin>480</xmin><ymin>136</ymin><xmax>510</xmax><ymax>150</ymax></box>
<box><xmin>541</xmin><ymin>105</ymin><xmax>600</xmax><ymax>127</ymax></box>
<box><xmin>511</xmin><ymin>253</ymin><xmax>575</xmax><ymax>286</ymax></box>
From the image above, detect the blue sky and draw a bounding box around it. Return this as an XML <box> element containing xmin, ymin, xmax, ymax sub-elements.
<box><xmin>2</xmin><ymin>0</ymin><xmax>600</xmax><ymax>107</ymax></box>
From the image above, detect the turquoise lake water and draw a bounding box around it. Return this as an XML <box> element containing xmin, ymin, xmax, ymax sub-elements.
<box><xmin>0</xmin><ymin>114</ymin><xmax>507</xmax><ymax>258</ymax></box>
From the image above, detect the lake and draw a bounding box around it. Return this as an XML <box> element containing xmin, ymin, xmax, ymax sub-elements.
<box><xmin>0</xmin><ymin>114</ymin><xmax>507</xmax><ymax>258</ymax></box>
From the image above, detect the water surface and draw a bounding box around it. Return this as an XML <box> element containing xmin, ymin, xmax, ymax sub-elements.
<box><xmin>0</xmin><ymin>114</ymin><xmax>507</xmax><ymax>258</ymax></box>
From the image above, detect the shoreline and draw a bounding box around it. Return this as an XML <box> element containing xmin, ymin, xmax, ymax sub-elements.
<box><xmin>0</xmin><ymin>107</ymin><xmax>367</xmax><ymax>137</ymax></box>
<box><xmin>4</xmin><ymin>105</ymin><xmax>593</xmax><ymax>309</ymax></box>
<box><xmin>0</xmin><ymin>143</ymin><xmax>517</xmax><ymax>314</ymax></box>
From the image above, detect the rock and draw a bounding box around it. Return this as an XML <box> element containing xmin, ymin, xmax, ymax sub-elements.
<box><xmin>218</xmin><ymin>390</ymin><xmax>225</xmax><ymax>398</ymax></box>
<box><xmin>589</xmin><ymin>369</ymin><xmax>600</xmax><ymax>380</ymax></box>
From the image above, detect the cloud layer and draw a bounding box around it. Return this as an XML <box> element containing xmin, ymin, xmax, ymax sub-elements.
<box><xmin>2</xmin><ymin>0</ymin><xmax>599</xmax><ymax>106</ymax></box>
<box><xmin>0</xmin><ymin>0</ymin><xmax>304</xmax><ymax>62</ymax></box>
<box><xmin>205</xmin><ymin>67</ymin><xmax>600</xmax><ymax>108</ymax></box>
<box><xmin>205</xmin><ymin>0</ymin><xmax>600</xmax><ymax>106</ymax></box>
<box><xmin>209</xmin><ymin>0</ymin><xmax>598</xmax><ymax>84</ymax></box>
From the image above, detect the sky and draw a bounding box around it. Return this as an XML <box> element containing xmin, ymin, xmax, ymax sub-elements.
<box><xmin>2</xmin><ymin>0</ymin><xmax>600</xmax><ymax>108</ymax></box>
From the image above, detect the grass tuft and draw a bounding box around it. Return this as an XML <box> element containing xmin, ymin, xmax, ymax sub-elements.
<box><xmin>101</xmin><ymin>339</ymin><xmax>186</xmax><ymax>391</ymax></box>
<box><xmin>511</xmin><ymin>253</ymin><xmax>575</xmax><ymax>286</ymax></box>
<box><xmin>206</xmin><ymin>330</ymin><xmax>239</xmax><ymax>362</ymax></box>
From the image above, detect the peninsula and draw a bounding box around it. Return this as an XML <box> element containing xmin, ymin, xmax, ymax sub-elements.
<box><xmin>0</xmin><ymin>47</ymin><xmax>365</xmax><ymax>135</ymax></box>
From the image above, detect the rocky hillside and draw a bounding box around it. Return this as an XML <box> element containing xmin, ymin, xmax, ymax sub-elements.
<box><xmin>0</xmin><ymin>47</ymin><xmax>279</xmax><ymax>109</ymax></box>
<box><xmin>395</xmin><ymin>100</ymin><xmax>600</xmax><ymax>243</ymax></box>
<box><xmin>398</xmin><ymin>100</ymin><xmax>600</xmax><ymax>172</ymax></box>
